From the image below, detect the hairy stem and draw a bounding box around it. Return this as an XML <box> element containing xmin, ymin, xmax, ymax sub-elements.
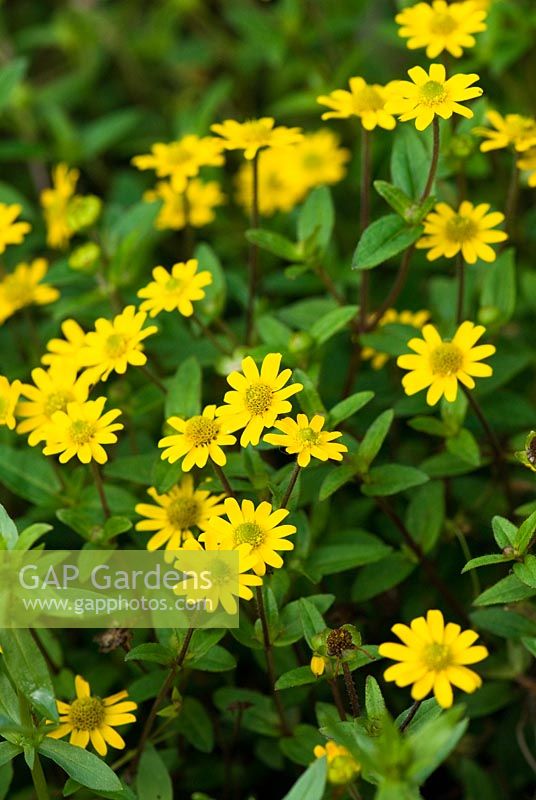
<box><xmin>90</xmin><ymin>461</ymin><xmax>110</xmax><ymax>519</ymax></box>
<box><xmin>280</xmin><ymin>462</ymin><xmax>301</xmax><ymax>509</ymax></box>
<box><xmin>342</xmin><ymin>661</ymin><xmax>361</xmax><ymax>717</ymax></box>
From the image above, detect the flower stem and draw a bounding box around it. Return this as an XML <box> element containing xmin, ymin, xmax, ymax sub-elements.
<box><xmin>255</xmin><ymin>585</ymin><xmax>290</xmax><ymax>736</ymax></box>
<box><xmin>90</xmin><ymin>461</ymin><xmax>110</xmax><ymax>519</ymax></box>
<box><xmin>31</xmin><ymin>754</ymin><xmax>50</xmax><ymax>800</ymax></box>
<box><xmin>211</xmin><ymin>460</ymin><xmax>236</xmax><ymax>498</ymax></box>
<box><xmin>505</xmin><ymin>154</ymin><xmax>519</xmax><ymax>238</ymax></box>
<box><xmin>131</xmin><ymin>627</ymin><xmax>194</xmax><ymax>774</ymax></box>
<box><xmin>329</xmin><ymin>678</ymin><xmax>347</xmax><ymax>721</ymax></box>
<box><xmin>342</xmin><ymin>661</ymin><xmax>361</xmax><ymax>717</ymax></box>
<box><xmin>358</xmin><ymin>128</ymin><xmax>372</xmax><ymax>331</ymax></box>
<box><xmin>456</xmin><ymin>254</ymin><xmax>465</xmax><ymax>324</ymax></box>
<box><xmin>399</xmin><ymin>700</ymin><xmax>422</xmax><ymax>733</ymax></box>
<box><xmin>420</xmin><ymin>117</ymin><xmax>440</xmax><ymax>202</ymax></box>
<box><xmin>191</xmin><ymin>315</ymin><xmax>233</xmax><ymax>356</ymax></box>
<box><xmin>246</xmin><ymin>152</ymin><xmax>260</xmax><ymax>345</ymax></box>
<box><xmin>280</xmin><ymin>462</ymin><xmax>301</xmax><ymax>509</ymax></box>
<box><xmin>139</xmin><ymin>363</ymin><xmax>167</xmax><ymax>394</ymax></box>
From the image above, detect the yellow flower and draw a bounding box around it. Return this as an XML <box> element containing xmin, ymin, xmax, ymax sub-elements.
<box><xmin>0</xmin><ymin>203</ymin><xmax>31</xmax><ymax>253</ymax></box>
<box><xmin>132</xmin><ymin>135</ymin><xmax>224</xmax><ymax>192</ymax></box>
<box><xmin>397</xmin><ymin>321</ymin><xmax>495</xmax><ymax>405</ymax></box>
<box><xmin>137</xmin><ymin>260</ymin><xmax>213</xmax><ymax>318</ymax></box>
<box><xmin>17</xmin><ymin>365</ymin><xmax>90</xmax><ymax>446</ymax></box>
<box><xmin>362</xmin><ymin>309</ymin><xmax>430</xmax><ymax>370</ymax></box>
<box><xmin>176</xmin><ymin>537</ymin><xmax>263</xmax><ymax>613</ymax></box>
<box><xmin>41</xmin><ymin>319</ymin><xmax>88</xmax><ymax>370</ymax></box>
<box><xmin>473</xmin><ymin>110</ymin><xmax>536</xmax><ymax>153</ymax></box>
<box><xmin>317</xmin><ymin>77</ymin><xmax>397</xmax><ymax>130</ymax></box>
<box><xmin>43</xmin><ymin>397</ymin><xmax>123</xmax><ymax>464</ymax></box>
<box><xmin>199</xmin><ymin>497</ymin><xmax>296</xmax><ymax>576</ymax></box>
<box><xmin>40</xmin><ymin>164</ymin><xmax>80</xmax><ymax>249</ymax></box>
<box><xmin>416</xmin><ymin>201</ymin><xmax>507</xmax><ymax>263</ymax></box>
<box><xmin>235</xmin><ymin>147</ymin><xmax>308</xmax><ymax>216</ymax></box>
<box><xmin>379</xmin><ymin>609</ymin><xmax>488</xmax><ymax>708</ymax></box>
<box><xmin>81</xmin><ymin>305</ymin><xmax>158</xmax><ymax>382</ymax></box>
<box><xmin>264</xmin><ymin>414</ymin><xmax>347</xmax><ymax>467</ymax></box>
<box><xmin>313</xmin><ymin>741</ymin><xmax>361</xmax><ymax>785</ymax></box>
<box><xmin>395</xmin><ymin>0</ymin><xmax>487</xmax><ymax>59</ymax></box>
<box><xmin>0</xmin><ymin>259</ymin><xmax>59</xmax><ymax>325</ymax></box>
<box><xmin>47</xmin><ymin>675</ymin><xmax>137</xmax><ymax>755</ymax></box>
<box><xmin>310</xmin><ymin>654</ymin><xmax>327</xmax><ymax>677</ymax></box>
<box><xmin>294</xmin><ymin>130</ymin><xmax>351</xmax><ymax>189</ymax></box>
<box><xmin>210</xmin><ymin>117</ymin><xmax>303</xmax><ymax>160</ymax></box>
<box><xmin>135</xmin><ymin>474</ymin><xmax>226</xmax><ymax>554</ymax></box>
<box><xmin>385</xmin><ymin>64</ymin><xmax>482</xmax><ymax>131</ymax></box>
<box><xmin>144</xmin><ymin>178</ymin><xmax>225</xmax><ymax>230</ymax></box>
<box><xmin>0</xmin><ymin>376</ymin><xmax>21</xmax><ymax>430</ymax></box>
<box><xmin>517</xmin><ymin>147</ymin><xmax>536</xmax><ymax>187</ymax></box>
<box><xmin>158</xmin><ymin>404</ymin><xmax>236</xmax><ymax>471</ymax></box>
<box><xmin>216</xmin><ymin>353</ymin><xmax>303</xmax><ymax>447</ymax></box>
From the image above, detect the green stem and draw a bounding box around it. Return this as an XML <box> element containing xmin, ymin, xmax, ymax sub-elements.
<box><xmin>256</xmin><ymin>585</ymin><xmax>290</xmax><ymax>736</ymax></box>
<box><xmin>211</xmin><ymin>460</ymin><xmax>235</xmax><ymax>498</ymax></box>
<box><xmin>456</xmin><ymin>254</ymin><xmax>465</xmax><ymax>324</ymax></box>
<box><xmin>358</xmin><ymin>128</ymin><xmax>372</xmax><ymax>331</ymax></box>
<box><xmin>191</xmin><ymin>315</ymin><xmax>233</xmax><ymax>356</ymax></box>
<box><xmin>90</xmin><ymin>461</ymin><xmax>110</xmax><ymax>519</ymax></box>
<box><xmin>246</xmin><ymin>152</ymin><xmax>260</xmax><ymax>345</ymax></box>
<box><xmin>139</xmin><ymin>363</ymin><xmax>167</xmax><ymax>394</ymax></box>
<box><xmin>399</xmin><ymin>700</ymin><xmax>422</xmax><ymax>733</ymax></box>
<box><xmin>420</xmin><ymin>117</ymin><xmax>440</xmax><ymax>202</ymax></box>
<box><xmin>280</xmin><ymin>463</ymin><xmax>301</xmax><ymax>509</ymax></box>
<box><xmin>31</xmin><ymin>754</ymin><xmax>51</xmax><ymax>800</ymax></box>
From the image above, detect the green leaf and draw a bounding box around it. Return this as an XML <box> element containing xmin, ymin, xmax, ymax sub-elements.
<box><xmin>0</xmin><ymin>59</ymin><xmax>27</xmax><ymax>110</ymax></box>
<box><xmin>0</xmin><ymin>447</ymin><xmax>61</xmax><ymax>506</ymax></box>
<box><xmin>352</xmin><ymin>214</ymin><xmax>422</xmax><ymax>271</ymax></box>
<box><xmin>462</xmin><ymin>554</ymin><xmax>513</xmax><ymax>573</ymax></box>
<box><xmin>328</xmin><ymin>391</ymin><xmax>374</xmax><ymax>427</ymax></box>
<box><xmin>319</xmin><ymin>462</ymin><xmax>360</xmax><ymax>501</ymax></box>
<box><xmin>310</xmin><ymin>305</ymin><xmax>358</xmax><ymax>346</ymax></box>
<box><xmin>298</xmin><ymin>597</ymin><xmax>325</xmax><ymax>648</ymax></box>
<box><xmin>406</xmin><ymin>482</ymin><xmax>444</xmax><ymax>554</ymax></box>
<box><xmin>39</xmin><ymin>739</ymin><xmax>122</xmax><ymax>792</ymax></box>
<box><xmin>306</xmin><ymin>532</ymin><xmax>392</xmax><ymax>577</ymax></box>
<box><xmin>279</xmin><ymin>724</ymin><xmax>324</xmax><ymax>766</ymax></box>
<box><xmin>0</xmin><ymin>742</ymin><xmax>21</xmax><ymax>768</ymax></box>
<box><xmin>276</xmin><ymin>666</ymin><xmax>317</xmax><ymax>690</ymax></box>
<box><xmin>136</xmin><ymin>743</ymin><xmax>172</xmax><ymax>800</ymax></box>
<box><xmin>177</xmin><ymin>697</ymin><xmax>214</xmax><ymax>752</ymax></box>
<box><xmin>165</xmin><ymin>357</ymin><xmax>201</xmax><ymax>419</ymax></box>
<box><xmin>479</xmin><ymin>248</ymin><xmax>516</xmax><ymax>326</ymax></box>
<box><xmin>374</xmin><ymin>180</ymin><xmax>414</xmax><ymax>217</ymax></box>
<box><xmin>246</xmin><ymin>228</ymin><xmax>302</xmax><ymax>261</ymax></box>
<box><xmin>195</xmin><ymin>242</ymin><xmax>227</xmax><ymax>321</ymax></box>
<box><xmin>474</xmin><ymin>574</ymin><xmax>535</xmax><ymax>605</ymax></box>
<box><xmin>365</xmin><ymin>675</ymin><xmax>386</xmax><ymax>720</ymax></box>
<box><xmin>357</xmin><ymin>409</ymin><xmax>394</xmax><ymax>472</ymax></box>
<box><xmin>297</xmin><ymin>186</ymin><xmax>334</xmax><ymax>253</ymax></box>
<box><xmin>80</xmin><ymin>109</ymin><xmax>142</xmax><ymax>159</ymax></box>
<box><xmin>188</xmin><ymin>645</ymin><xmax>236</xmax><ymax>672</ymax></box>
<box><xmin>362</xmin><ymin>464</ymin><xmax>429</xmax><ymax>497</ymax></box>
<box><xmin>0</xmin><ymin>505</ymin><xmax>18</xmax><ymax>550</ymax></box>
<box><xmin>0</xmin><ymin>630</ymin><xmax>58</xmax><ymax>720</ymax></box>
<box><xmin>391</xmin><ymin>124</ymin><xmax>432</xmax><ymax>198</ymax></box>
<box><xmin>471</xmin><ymin>608</ymin><xmax>536</xmax><ymax>638</ymax></box>
<box><xmin>492</xmin><ymin>515</ymin><xmax>517</xmax><ymax>549</ymax></box>
<box><xmin>125</xmin><ymin>644</ymin><xmax>173</xmax><ymax>666</ymax></box>
<box><xmin>407</xmin><ymin>707</ymin><xmax>468</xmax><ymax>783</ymax></box>
<box><xmin>446</xmin><ymin>429</ymin><xmax>480</xmax><ymax>466</ymax></box>
<box><xmin>281</xmin><ymin>755</ymin><xmax>327</xmax><ymax>800</ymax></box>
<box><xmin>515</xmin><ymin>510</ymin><xmax>536</xmax><ymax>554</ymax></box>
<box><xmin>14</xmin><ymin>523</ymin><xmax>51</xmax><ymax>552</ymax></box>
<box><xmin>513</xmin><ymin>555</ymin><xmax>536</xmax><ymax>589</ymax></box>
<box><xmin>293</xmin><ymin>368</ymin><xmax>326</xmax><ymax>417</ymax></box>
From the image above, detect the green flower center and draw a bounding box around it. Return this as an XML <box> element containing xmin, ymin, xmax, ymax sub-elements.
<box><xmin>168</xmin><ymin>145</ymin><xmax>196</xmax><ymax>166</ymax></box>
<box><xmin>353</xmin><ymin>86</ymin><xmax>384</xmax><ymax>112</ymax></box>
<box><xmin>429</xmin><ymin>12</ymin><xmax>458</xmax><ymax>36</ymax></box>
<box><xmin>445</xmin><ymin>215</ymin><xmax>478</xmax><ymax>243</ymax></box>
<box><xmin>208</xmin><ymin>558</ymin><xmax>233</xmax><ymax>586</ymax></box>
<box><xmin>423</xmin><ymin>642</ymin><xmax>452</xmax><ymax>671</ymax></box>
<box><xmin>430</xmin><ymin>343</ymin><xmax>463</xmax><ymax>376</ymax></box>
<box><xmin>105</xmin><ymin>333</ymin><xmax>128</xmax><ymax>359</ymax></box>
<box><xmin>167</xmin><ymin>497</ymin><xmax>200</xmax><ymax>530</ymax></box>
<box><xmin>298</xmin><ymin>426</ymin><xmax>319</xmax><ymax>444</ymax></box>
<box><xmin>165</xmin><ymin>276</ymin><xmax>184</xmax><ymax>292</ymax></box>
<box><xmin>328</xmin><ymin>755</ymin><xmax>360</xmax><ymax>786</ymax></box>
<box><xmin>44</xmin><ymin>390</ymin><xmax>74</xmax><ymax>417</ymax></box>
<box><xmin>184</xmin><ymin>416</ymin><xmax>219</xmax><ymax>447</ymax></box>
<box><xmin>420</xmin><ymin>80</ymin><xmax>447</xmax><ymax>106</ymax></box>
<box><xmin>240</xmin><ymin>120</ymin><xmax>271</xmax><ymax>143</ymax></box>
<box><xmin>70</xmin><ymin>419</ymin><xmax>96</xmax><ymax>445</ymax></box>
<box><xmin>234</xmin><ymin>522</ymin><xmax>265</xmax><ymax>548</ymax></box>
<box><xmin>69</xmin><ymin>697</ymin><xmax>105</xmax><ymax>731</ymax></box>
<box><xmin>245</xmin><ymin>383</ymin><xmax>273</xmax><ymax>415</ymax></box>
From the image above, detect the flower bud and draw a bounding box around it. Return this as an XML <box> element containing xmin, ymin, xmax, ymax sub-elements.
<box><xmin>67</xmin><ymin>195</ymin><xmax>102</xmax><ymax>232</ymax></box>
<box><xmin>69</xmin><ymin>242</ymin><xmax>101</xmax><ymax>273</ymax></box>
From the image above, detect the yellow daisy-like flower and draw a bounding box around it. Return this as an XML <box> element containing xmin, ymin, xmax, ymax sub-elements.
<box><xmin>132</xmin><ymin>135</ymin><xmax>224</xmax><ymax>192</ymax></box>
<box><xmin>317</xmin><ymin>77</ymin><xmax>397</xmax><ymax>130</ymax></box>
<box><xmin>17</xmin><ymin>365</ymin><xmax>90</xmax><ymax>446</ymax></box>
<box><xmin>158</xmin><ymin>404</ymin><xmax>236</xmax><ymax>472</ymax></box>
<box><xmin>144</xmin><ymin>178</ymin><xmax>225</xmax><ymax>231</ymax></box>
<box><xmin>43</xmin><ymin>397</ymin><xmax>123</xmax><ymax>464</ymax></box>
<box><xmin>137</xmin><ymin>260</ymin><xmax>212</xmax><ymax>318</ymax></box>
<box><xmin>47</xmin><ymin>675</ymin><xmax>137</xmax><ymax>756</ymax></box>
<box><xmin>235</xmin><ymin>147</ymin><xmax>309</xmax><ymax>216</ymax></box>
<box><xmin>0</xmin><ymin>376</ymin><xmax>21</xmax><ymax>430</ymax></box>
<box><xmin>416</xmin><ymin>201</ymin><xmax>507</xmax><ymax>264</ymax></box>
<box><xmin>397</xmin><ymin>321</ymin><xmax>495</xmax><ymax>405</ymax></box>
<box><xmin>200</xmin><ymin>497</ymin><xmax>296</xmax><ymax>577</ymax></box>
<box><xmin>210</xmin><ymin>117</ymin><xmax>304</xmax><ymax>160</ymax></box>
<box><xmin>395</xmin><ymin>0</ymin><xmax>487</xmax><ymax>59</ymax></box>
<box><xmin>40</xmin><ymin>163</ymin><xmax>80</xmax><ymax>249</ymax></box>
<box><xmin>385</xmin><ymin>63</ymin><xmax>482</xmax><ymax>131</ymax></box>
<box><xmin>175</xmin><ymin>537</ymin><xmax>263</xmax><ymax>613</ymax></box>
<box><xmin>517</xmin><ymin>147</ymin><xmax>536</xmax><ymax>187</ymax></box>
<box><xmin>362</xmin><ymin>309</ymin><xmax>430</xmax><ymax>370</ymax></box>
<box><xmin>264</xmin><ymin>414</ymin><xmax>348</xmax><ymax>468</ymax></box>
<box><xmin>0</xmin><ymin>259</ymin><xmax>59</xmax><ymax>325</ymax></box>
<box><xmin>473</xmin><ymin>110</ymin><xmax>536</xmax><ymax>153</ymax></box>
<box><xmin>41</xmin><ymin>319</ymin><xmax>88</xmax><ymax>370</ymax></box>
<box><xmin>135</xmin><ymin>474</ymin><xmax>226</xmax><ymax>554</ymax></box>
<box><xmin>379</xmin><ymin>609</ymin><xmax>488</xmax><ymax>708</ymax></box>
<box><xmin>295</xmin><ymin>130</ymin><xmax>351</xmax><ymax>189</ymax></box>
<box><xmin>81</xmin><ymin>305</ymin><xmax>158</xmax><ymax>382</ymax></box>
<box><xmin>313</xmin><ymin>741</ymin><xmax>361</xmax><ymax>785</ymax></box>
<box><xmin>0</xmin><ymin>203</ymin><xmax>31</xmax><ymax>253</ymax></box>
<box><xmin>216</xmin><ymin>353</ymin><xmax>303</xmax><ymax>447</ymax></box>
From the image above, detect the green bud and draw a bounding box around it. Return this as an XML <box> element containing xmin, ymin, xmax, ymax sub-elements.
<box><xmin>449</xmin><ymin>133</ymin><xmax>475</xmax><ymax>159</ymax></box>
<box><xmin>67</xmin><ymin>195</ymin><xmax>102</xmax><ymax>232</ymax></box>
<box><xmin>69</xmin><ymin>242</ymin><xmax>101</xmax><ymax>273</ymax></box>
<box><xmin>288</xmin><ymin>332</ymin><xmax>313</xmax><ymax>355</ymax></box>
<box><xmin>478</xmin><ymin>305</ymin><xmax>501</xmax><ymax>326</ymax></box>
<box><xmin>515</xmin><ymin>430</ymin><xmax>536</xmax><ymax>473</ymax></box>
